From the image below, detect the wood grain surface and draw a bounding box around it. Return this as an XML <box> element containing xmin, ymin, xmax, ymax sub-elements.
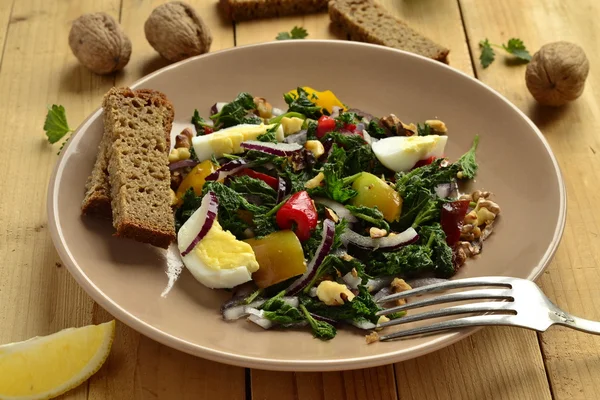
<box><xmin>0</xmin><ymin>0</ymin><xmax>597</xmax><ymax>398</ymax></box>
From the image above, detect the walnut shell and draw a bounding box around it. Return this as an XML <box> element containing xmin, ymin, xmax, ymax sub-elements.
<box><xmin>144</xmin><ymin>2</ymin><xmax>212</xmax><ymax>63</ymax></box>
<box><xmin>525</xmin><ymin>42</ymin><xmax>590</xmax><ymax>107</ymax></box>
<box><xmin>68</xmin><ymin>12</ymin><xmax>132</xmax><ymax>75</ymax></box>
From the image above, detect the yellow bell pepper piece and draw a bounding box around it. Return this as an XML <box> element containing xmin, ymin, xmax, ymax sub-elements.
<box><xmin>286</xmin><ymin>87</ymin><xmax>347</xmax><ymax>114</ymax></box>
<box><xmin>176</xmin><ymin>159</ymin><xmax>217</xmax><ymax>201</ymax></box>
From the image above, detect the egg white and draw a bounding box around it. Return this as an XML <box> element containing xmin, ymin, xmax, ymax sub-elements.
<box><xmin>177</xmin><ymin>199</ymin><xmax>257</xmax><ymax>289</ymax></box>
<box><xmin>371</xmin><ymin>135</ymin><xmax>448</xmax><ymax>172</ymax></box>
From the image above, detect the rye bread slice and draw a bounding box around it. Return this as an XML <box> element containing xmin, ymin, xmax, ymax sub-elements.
<box><xmin>103</xmin><ymin>87</ymin><xmax>175</xmax><ymax>248</ymax></box>
<box><xmin>328</xmin><ymin>0</ymin><xmax>450</xmax><ymax>63</ymax></box>
<box><xmin>220</xmin><ymin>0</ymin><xmax>328</xmax><ymax>21</ymax></box>
<box><xmin>81</xmin><ymin>89</ymin><xmax>173</xmax><ymax>219</ymax></box>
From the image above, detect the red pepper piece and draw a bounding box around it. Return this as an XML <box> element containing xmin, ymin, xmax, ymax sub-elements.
<box><xmin>344</xmin><ymin>123</ymin><xmax>357</xmax><ymax>132</ymax></box>
<box><xmin>276</xmin><ymin>191</ymin><xmax>318</xmax><ymax>241</ymax></box>
<box><xmin>413</xmin><ymin>156</ymin><xmax>436</xmax><ymax>169</ymax></box>
<box><xmin>203</xmin><ymin>126</ymin><xmax>214</xmax><ymax>134</ymax></box>
<box><xmin>441</xmin><ymin>199</ymin><xmax>470</xmax><ymax>246</ymax></box>
<box><xmin>236</xmin><ymin>169</ymin><xmax>278</xmax><ymax>190</ymax></box>
<box><xmin>316</xmin><ymin>115</ymin><xmax>336</xmax><ymax>138</ymax></box>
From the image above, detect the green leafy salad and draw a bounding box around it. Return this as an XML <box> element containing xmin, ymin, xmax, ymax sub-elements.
<box><xmin>169</xmin><ymin>87</ymin><xmax>500</xmax><ymax>342</ymax></box>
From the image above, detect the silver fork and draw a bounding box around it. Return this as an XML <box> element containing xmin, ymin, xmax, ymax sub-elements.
<box><xmin>375</xmin><ymin>276</ymin><xmax>600</xmax><ymax>341</ymax></box>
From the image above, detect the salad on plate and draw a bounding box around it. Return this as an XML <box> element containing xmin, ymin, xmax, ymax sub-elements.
<box><xmin>168</xmin><ymin>87</ymin><xmax>501</xmax><ymax>341</ymax></box>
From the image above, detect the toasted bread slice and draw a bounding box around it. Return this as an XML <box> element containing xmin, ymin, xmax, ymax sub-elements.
<box><xmin>220</xmin><ymin>0</ymin><xmax>328</xmax><ymax>21</ymax></box>
<box><xmin>96</xmin><ymin>87</ymin><xmax>175</xmax><ymax>248</ymax></box>
<box><xmin>328</xmin><ymin>0</ymin><xmax>449</xmax><ymax>63</ymax></box>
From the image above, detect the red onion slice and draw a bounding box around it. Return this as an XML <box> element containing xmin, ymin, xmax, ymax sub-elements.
<box><xmin>366</xmin><ymin>276</ymin><xmax>394</xmax><ymax>293</ymax></box>
<box><xmin>222</xmin><ymin>299</ymin><xmax>266</xmax><ymax>321</ymax></box>
<box><xmin>435</xmin><ymin>182</ymin><xmax>459</xmax><ymax>198</ymax></box>
<box><xmin>340</xmin><ymin>227</ymin><xmax>418</xmax><ymax>251</ymax></box>
<box><xmin>179</xmin><ymin>191</ymin><xmax>219</xmax><ymax>257</ymax></box>
<box><xmin>246</xmin><ymin>308</ymin><xmax>274</xmax><ymax>329</ymax></box>
<box><xmin>277</xmin><ymin>177</ymin><xmax>287</xmax><ymax>203</ymax></box>
<box><xmin>349</xmin><ymin>319</ymin><xmax>377</xmax><ymax>330</ymax></box>
<box><xmin>240</xmin><ymin>141</ymin><xmax>303</xmax><ymax>156</ymax></box>
<box><xmin>210</xmin><ymin>102</ymin><xmax>227</xmax><ymax>116</ymax></box>
<box><xmin>205</xmin><ymin>159</ymin><xmax>251</xmax><ymax>182</ymax></box>
<box><xmin>310</xmin><ymin>312</ymin><xmax>338</xmax><ymax>325</ymax></box>
<box><xmin>286</xmin><ymin>219</ymin><xmax>336</xmax><ymax>295</ymax></box>
<box><xmin>169</xmin><ymin>159</ymin><xmax>198</xmax><ymax>171</ymax></box>
<box><xmin>314</xmin><ymin>197</ymin><xmax>358</xmax><ymax>224</ymax></box>
<box><xmin>284</xmin><ymin>130</ymin><xmax>308</xmax><ymax>145</ymax></box>
<box><xmin>342</xmin><ymin>272</ymin><xmax>362</xmax><ymax>289</ymax></box>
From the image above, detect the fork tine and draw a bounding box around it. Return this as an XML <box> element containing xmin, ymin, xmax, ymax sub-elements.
<box><xmin>377</xmin><ymin>302</ymin><xmax>515</xmax><ymax>328</ymax></box>
<box><xmin>376</xmin><ymin>276</ymin><xmax>513</xmax><ymax>304</ymax></box>
<box><xmin>379</xmin><ymin>314</ymin><xmax>517</xmax><ymax>341</ymax></box>
<box><xmin>376</xmin><ymin>288</ymin><xmax>513</xmax><ymax>316</ymax></box>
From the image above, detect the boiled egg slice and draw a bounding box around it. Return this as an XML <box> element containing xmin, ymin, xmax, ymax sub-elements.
<box><xmin>192</xmin><ymin>123</ymin><xmax>284</xmax><ymax>161</ymax></box>
<box><xmin>178</xmin><ymin>208</ymin><xmax>259</xmax><ymax>289</ymax></box>
<box><xmin>371</xmin><ymin>135</ymin><xmax>448</xmax><ymax>172</ymax></box>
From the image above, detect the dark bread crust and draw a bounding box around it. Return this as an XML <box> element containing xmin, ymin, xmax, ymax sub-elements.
<box><xmin>220</xmin><ymin>0</ymin><xmax>328</xmax><ymax>21</ymax></box>
<box><xmin>328</xmin><ymin>0</ymin><xmax>449</xmax><ymax>63</ymax></box>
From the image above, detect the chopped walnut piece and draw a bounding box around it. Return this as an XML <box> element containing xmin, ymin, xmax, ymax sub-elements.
<box><xmin>365</xmin><ymin>331</ymin><xmax>380</xmax><ymax>344</ymax></box>
<box><xmin>390</xmin><ymin>278</ymin><xmax>412</xmax><ymax>306</ymax></box>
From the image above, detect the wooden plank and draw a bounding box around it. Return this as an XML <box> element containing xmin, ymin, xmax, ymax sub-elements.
<box><xmin>85</xmin><ymin>1</ymin><xmax>245</xmax><ymax>399</ymax></box>
<box><xmin>395</xmin><ymin>328</ymin><xmax>551</xmax><ymax>400</ymax></box>
<box><xmin>251</xmin><ymin>367</ymin><xmax>398</xmax><ymax>400</ymax></box>
<box><xmin>0</xmin><ymin>0</ymin><xmax>14</xmax><ymax>66</ymax></box>
<box><xmin>459</xmin><ymin>0</ymin><xmax>600</xmax><ymax>398</ymax></box>
<box><xmin>237</xmin><ymin>1</ymin><xmax>551</xmax><ymax>399</ymax></box>
<box><xmin>0</xmin><ymin>1</ymin><xmax>119</xmax><ymax>400</ymax></box>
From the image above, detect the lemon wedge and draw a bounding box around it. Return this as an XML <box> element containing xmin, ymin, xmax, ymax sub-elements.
<box><xmin>0</xmin><ymin>320</ymin><xmax>115</xmax><ymax>400</ymax></box>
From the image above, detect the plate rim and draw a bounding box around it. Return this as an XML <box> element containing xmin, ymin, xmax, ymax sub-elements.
<box><xmin>47</xmin><ymin>40</ymin><xmax>567</xmax><ymax>371</ymax></box>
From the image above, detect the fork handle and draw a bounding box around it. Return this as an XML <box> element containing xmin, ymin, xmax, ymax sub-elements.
<box><xmin>552</xmin><ymin>312</ymin><xmax>600</xmax><ymax>335</ymax></box>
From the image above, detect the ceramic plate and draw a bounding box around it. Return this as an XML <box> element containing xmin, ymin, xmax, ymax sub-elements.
<box><xmin>48</xmin><ymin>41</ymin><xmax>566</xmax><ymax>371</ymax></box>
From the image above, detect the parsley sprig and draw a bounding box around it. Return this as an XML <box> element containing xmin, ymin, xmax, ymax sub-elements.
<box><xmin>44</xmin><ymin>105</ymin><xmax>73</xmax><ymax>154</ymax></box>
<box><xmin>479</xmin><ymin>38</ymin><xmax>532</xmax><ymax>68</ymax></box>
<box><xmin>276</xmin><ymin>26</ymin><xmax>308</xmax><ymax>40</ymax></box>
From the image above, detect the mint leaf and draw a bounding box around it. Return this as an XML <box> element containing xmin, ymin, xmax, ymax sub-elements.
<box><xmin>479</xmin><ymin>39</ymin><xmax>495</xmax><ymax>68</ymax></box>
<box><xmin>502</xmin><ymin>38</ymin><xmax>532</xmax><ymax>62</ymax></box>
<box><xmin>44</xmin><ymin>105</ymin><xmax>72</xmax><ymax>144</ymax></box>
<box><xmin>276</xmin><ymin>26</ymin><xmax>308</xmax><ymax>40</ymax></box>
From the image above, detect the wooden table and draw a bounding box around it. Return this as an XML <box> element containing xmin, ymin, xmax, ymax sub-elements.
<box><xmin>1</xmin><ymin>0</ymin><xmax>599</xmax><ymax>398</ymax></box>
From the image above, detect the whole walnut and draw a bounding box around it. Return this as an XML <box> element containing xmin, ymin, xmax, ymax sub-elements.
<box><xmin>144</xmin><ymin>2</ymin><xmax>212</xmax><ymax>63</ymax></box>
<box><xmin>525</xmin><ymin>42</ymin><xmax>590</xmax><ymax>107</ymax></box>
<box><xmin>68</xmin><ymin>12</ymin><xmax>132</xmax><ymax>75</ymax></box>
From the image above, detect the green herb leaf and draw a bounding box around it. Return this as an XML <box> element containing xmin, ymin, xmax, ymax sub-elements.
<box><xmin>276</xmin><ymin>26</ymin><xmax>308</xmax><ymax>40</ymax></box>
<box><xmin>308</xmin><ymin>145</ymin><xmax>358</xmax><ymax>203</ymax></box>
<box><xmin>256</xmin><ymin>124</ymin><xmax>279</xmax><ymax>143</ymax></box>
<box><xmin>323</xmin><ymin>132</ymin><xmax>388</xmax><ymax>177</ymax></box>
<box><xmin>301</xmin><ymin>286</ymin><xmax>381</xmax><ymax>324</ymax></box>
<box><xmin>44</xmin><ymin>105</ymin><xmax>72</xmax><ymax>145</ymax></box>
<box><xmin>456</xmin><ymin>135</ymin><xmax>480</xmax><ymax>180</ymax></box>
<box><xmin>346</xmin><ymin>205</ymin><xmax>390</xmax><ymax>231</ymax></box>
<box><xmin>283</xmin><ymin>87</ymin><xmax>323</xmax><ymax>120</ymax></box>
<box><xmin>210</xmin><ymin>92</ymin><xmax>261</xmax><ymax>129</ymax></box>
<box><xmin>479</xmin><ymin>39</ymin><xmax>495</xmax><ymax>68</ymax></box>
<box><xmin>299</xmin><ymin>304</ymin><xmax>336</xmax><ymax>340</ymax></box>
<box><xmin>191</xmin><ymin>110</ymin><xmax>213</xmax><ymax>135</ymax></box>
<box><xmin>367</xmin><ymin>244</ymin><xmax>434</xmax><ymax>277</ymax></box>
<box><xmin>417</xmin><ymin>123</ymin><xmax>433</xmax><ymax>136</ymax></box>
<box><xmin>419</xmin><ymin>223</ymin><xmax>455</xmax><ymax>278</ymax></box>
<box><xmin>366</xmin><ymin>120</ymin><xmax>387</xmax><ymax>139</ymax></box>
<box><xmin>502</xmin><ymin>38</ymin><xmax>532</xmax><ymax>62</ymax></box>
<box><xmin>174</xmin><ymin>188</ymin><xmax>204</xmax><ymax>232</ymax></box>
